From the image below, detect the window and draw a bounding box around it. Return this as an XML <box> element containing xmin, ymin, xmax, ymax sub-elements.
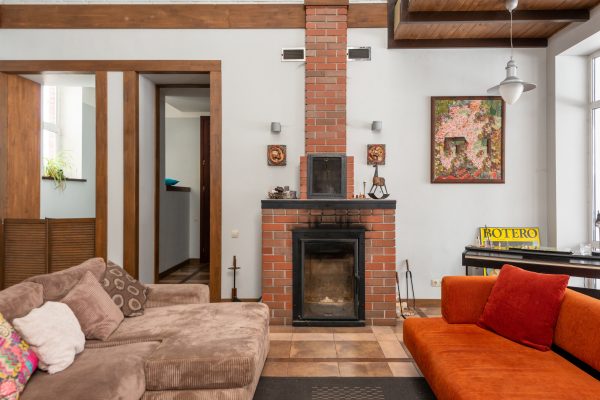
<box><xmin>41</xmin><ymin>85</ymin><xmax>84</xmax><ymax>179</ymax></box>
<box><xmin>591</xmin><ymin>53</ymin><xmax>600</xmax><ymax>239</ymax></box>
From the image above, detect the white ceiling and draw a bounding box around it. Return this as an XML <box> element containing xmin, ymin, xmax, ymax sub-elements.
<box><xmin>143</xmin><ymin>73</ymin><xmax>209</xmax><ymax>85</ymax></box>
<box><xmin>21</xmin><ymin>73</ymin><xmax>96</xmax><ymax>87</ymax></box>
<box><xmin>164</xmin><ymin>88</ymin><xmax>210</xmax><ymax>113</ymax></box>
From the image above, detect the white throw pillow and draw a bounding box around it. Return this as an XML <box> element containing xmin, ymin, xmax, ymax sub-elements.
<box><xmin>12</xmin><ymin>301</ymin><xmax>85</xmax><ymax>374</ymax></box>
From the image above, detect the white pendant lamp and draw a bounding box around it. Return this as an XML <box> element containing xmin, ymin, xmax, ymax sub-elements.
<box><xmin>487</xmin><ymin>0</ymin><xmax>536</xmax><ymax>105</ymax></box>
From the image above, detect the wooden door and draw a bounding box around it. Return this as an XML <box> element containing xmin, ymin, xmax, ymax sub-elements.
<box><xmin>0</xmin><ymin>73</ymin><xmax>41</xmax><ymax>220</ymax></box>
<box><xmin>200</xmin><ymin>116</ymin><xmax>210</xmax><ymax>263</ymax></box>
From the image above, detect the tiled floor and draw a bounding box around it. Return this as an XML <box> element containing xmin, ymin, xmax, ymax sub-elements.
<box><xmin>262</xmin><ymin>306</ymin><xmax>441</xmax><ymax>378</ymax></box>
<box><xmin>158</xmin><ymin>262</ymin><xmax>209</xmax><ymax>284</ymax></box>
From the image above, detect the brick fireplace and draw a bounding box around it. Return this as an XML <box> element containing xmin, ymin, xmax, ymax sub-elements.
<box><xmin>261</xmin><ymin>0</ymin><xmax>397</xmax><ymax>326</ymax></box>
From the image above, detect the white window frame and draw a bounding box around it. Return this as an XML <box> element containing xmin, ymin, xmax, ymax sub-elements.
<box><xmin>42</xmin><ymin>86</ymin><xmax>60</xmax><ymax>163</ymax></box>
<box><xmin>590</xmin><ymin>51</ymin><xmax>600</xmax><ymax>240</ymax></box>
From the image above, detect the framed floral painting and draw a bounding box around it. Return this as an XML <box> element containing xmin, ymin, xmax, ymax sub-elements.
<box><xmin>431</xmin><ymin>97</ymin><xmax>505</xmax><ymax>183</ymax></box>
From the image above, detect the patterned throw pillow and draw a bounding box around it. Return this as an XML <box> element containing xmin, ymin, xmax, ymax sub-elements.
<box><xmin>102</xmin><ymin>261</ymin><xmax>148</xmax><ymax>317</ymax></box>
<box><xmin>0</xmin><ymin>313</ymin><xmax>38</xmax><ymax>397</ymax></box>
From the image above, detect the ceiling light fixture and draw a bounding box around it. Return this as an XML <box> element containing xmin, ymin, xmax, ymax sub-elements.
<box><xmin>487</xmin><ymin>0</ymin><xmax>536</xmax><ymax>105</ymax></box>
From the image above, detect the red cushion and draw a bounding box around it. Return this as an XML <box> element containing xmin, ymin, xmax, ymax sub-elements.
<box><xmin>477</xmin><ymin>264</ymin><xmax>569</xmax><ymax>351</ymax></box>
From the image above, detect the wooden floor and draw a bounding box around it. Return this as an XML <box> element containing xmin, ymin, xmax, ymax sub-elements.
<box><xmin>158</xmin><ymin>261</ymin><xmax>209</xmax><ymax>284</ymax></box>
<box><xmin>263</xmin><ymin>306</ymin><xmax>441</xmax><ymax>378</ymax></box>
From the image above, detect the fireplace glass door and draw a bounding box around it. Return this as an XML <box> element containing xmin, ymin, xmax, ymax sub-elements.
<box><xmin>302</xmin><ymin>239</ymin><xmax>357</xmax><ymax>320</ymax></box>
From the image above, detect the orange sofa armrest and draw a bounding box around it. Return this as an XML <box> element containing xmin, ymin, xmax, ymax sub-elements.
<box><xmin>441</xmin><ymin>276</ymin><xmax>496</xmax><ymax>324</ymax></box>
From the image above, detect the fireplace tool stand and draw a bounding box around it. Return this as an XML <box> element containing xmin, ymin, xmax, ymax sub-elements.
<box><xmin>228</xmin><ymin>255</ymin><xmax>241</xmax><ymax>302</ymax></box>
<box><xmin>397</xmin><ymin>259</ymin><xmax>416</xmax><ymax>318</ymax></box>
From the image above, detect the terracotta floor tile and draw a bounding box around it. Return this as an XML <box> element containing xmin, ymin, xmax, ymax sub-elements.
<box><xmin>290</xmin><ymin>341</ymin><xmax>337</xmax><ymax>358</ymax></box>
<box><xmin>270</xmin><ymin>333</ymin><xmax>292</xmax><ymax>341</ymax></box>
<box><xmin>388</xmin><ymin>362</ymin><xmax>420</xmax><ymax>377</ymax></box>
<box><xmin>262</xmin><ymin>361</ymin><xmax>288</xmax><ymax>377</ymax></box>
<box><xmin>269</xmin><ymin>325</ymin><xmax>293</xmax><ymax>333</ymax></box>
<box><xmin>333</xmin><ymin>326</ymin><xmax>373</xmax><ymax>333</ymax></box>
<box><xmin>378</xmin><ymin>340</ymin><xmax>408</xmax><ymax>358</ymax></box>
<box><xmin>333</xmin><ymin>333</ymin><xmax>376</xmax><ymax>341</ymax></box>
<box><xmin>338</xmin><ymin>362</ymin><xmax>392</xmax><ymax>377</ymax></box>
<box><xmin>335</xmin><ymin>341</ymin><xmax>384</xmax><ymax>358</ymax></box>
<box><xmin>292</xmin><ymin>333</ymin><xmax>334</xmax><ymax>341</ymax></box>
<box><xmin>375</xmin><ymin>333</ymin><xmax>399</xmax><ymax>341</ymax></box>
<box><xmin>287</xmin><ymin>362</ymin><xmax>339</xmax><ymax>377</ymax></box>
<box><xmin>371</xmin><ymin>326</ymin><xmax>394</xmax><ymax>334</ymax></box>
<box><xmin>292</xmin><ymin>327</ymin><xmax>334</xmax><ymax>333</ymax></box>
<box><xmin>268</xmin><ymin>341</ymin><xmax>291</xmax><ymax>358</ymax></box>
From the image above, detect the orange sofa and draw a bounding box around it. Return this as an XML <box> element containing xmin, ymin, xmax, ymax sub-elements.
<box><xmin>404</xmin><ymin>276</ymin><xmax>600</xmax><ymax>400</ymax></box>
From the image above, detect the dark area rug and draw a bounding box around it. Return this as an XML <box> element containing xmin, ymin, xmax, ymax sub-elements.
<box><xmin>254</xmin><ymin>377</ymin><xmax>436</xmax><ymax>400</ymax></box>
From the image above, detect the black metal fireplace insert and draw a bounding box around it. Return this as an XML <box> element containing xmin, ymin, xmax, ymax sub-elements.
<box><xmin>307</xmin><ymin>153</ymin><xmax>347</xmax><ymax>199</ymax></box>
<box><xmin>292</xmin><ymin>227</ymin><xmax>365</xmax><ymax>326</ymax></box>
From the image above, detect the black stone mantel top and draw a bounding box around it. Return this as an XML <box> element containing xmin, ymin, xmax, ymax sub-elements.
<box><xmin>261</xmin><ymin>199</ymin><xmax>396</xmax><ymax>210</ymax></box>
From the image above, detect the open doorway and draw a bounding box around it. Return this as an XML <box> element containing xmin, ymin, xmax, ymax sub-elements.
<box><xmin>152</xmin><ymin>78</ymin><xmax>211</xmax><ymax>285</ymax></box>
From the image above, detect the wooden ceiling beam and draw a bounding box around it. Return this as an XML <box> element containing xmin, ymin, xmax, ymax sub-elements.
<box><xmin>388</xmin><ymin>37</ymin><xmax>548</xmax><ymax>49</ymax></box>
<box><xmin>388</xmin><ymin>0</ymin><xmax>577</xmax><ymax>48</ymax></box>
<box><xmin>403</xmin><ymin>9</ymin><xmax>589</xmax><ymax>24</ymax></box>
<box><xmin>398</xmin><ymin>0</ymin><xmax>589</xmax><ymax>25</ymax></box>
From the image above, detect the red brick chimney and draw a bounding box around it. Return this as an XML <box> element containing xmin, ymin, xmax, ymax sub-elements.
<box><xmin>300</xmin><ymin>0</ymin><xmax>354</xmax><ymax>199</ymax></box>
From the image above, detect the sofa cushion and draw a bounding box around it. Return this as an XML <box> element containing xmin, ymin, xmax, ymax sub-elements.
<box><xmin>26</xmin><ymin>258</ymin><xmax>106</xmax><ymax>301</ymax></box>
<box><xmin>12</xmin><ymin>302</ymin><xmax>85</xmax><ymax>374</ymax></box>
<box><xmin>61</xmin><ymin>271</ymin><xmax>124</xmax><ymax>340</ymax></box>
<box><xmin>21</xmin><ymin>341</ymin><xmax>160</xmax><ymax>400</ymax></box>
<box><xmin>0</xmin><ymin>282</ymin><xmax>44</xmax><ymax>322</ymax></box>
<box><xmin>145</xmin><ymin>284</ymin><xmax>209</xmax><ymax>308</ymax></box>
<box><xmin>0</xmin><ymin>313</ymin><xmax>38</xmax><ymax>397</ymax></box>
<box><xmin>107</xmin><ymin>302</ymin><xmax>270</xmax><ymax>390</ymax></box>
<box><xmin>554</xmin><ymin>289</ymin><xmax>600</xmax><ymax>372</ymax></box>
<box><xmin>404</xmin><ymin>318</ymin><xmax>600</xmax><ymax>400</ymax></box>
<box><xmin>477</xmin><ymin>264</ymin><xmax>569</xmax><ymax>351</ymax></box>
<box><xmin>102</xmin><ymin>261</ymin><xmax>148</xmax><ymax>317</ymax></box>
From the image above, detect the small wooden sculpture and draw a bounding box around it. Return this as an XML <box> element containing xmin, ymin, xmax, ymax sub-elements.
<box><xmin>368</xmin><ymin>164</ymin><xmax>390</xmax><ymax>199</ymax></box>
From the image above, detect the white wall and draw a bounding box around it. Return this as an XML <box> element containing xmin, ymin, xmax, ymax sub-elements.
<box><xmin>553</xmin><ymin>56</ymin><xmax>589</xmax><ymax>249</ymax></box>
<box><xmin>348</xmin><ymin>29</ymin><xmax>547</xmax><ymax>298</ymax></box>
<box><xmin>165</xmin><ymin>117</ymin><xmax>201</xmax><ymax>260</ymax></box>
<box><xmin>41</xmin><ymin>88</ymin><xmax>96</xmax><ymax>218</ymax></box>
<box><xmin>138</xmin><ymin>75</ymin><xmax>156</xmax><ymax>283</ymax></box>
<box><xmin>0</xmin><ymin>27</ymin><xmax>547</xmax><ymax>299</ymax></box>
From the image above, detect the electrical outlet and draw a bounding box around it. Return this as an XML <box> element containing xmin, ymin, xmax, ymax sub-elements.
<box><xmin>430</xmin><ymin>279</ymin><xmax>441</xmax><ymax>287</ymax></box>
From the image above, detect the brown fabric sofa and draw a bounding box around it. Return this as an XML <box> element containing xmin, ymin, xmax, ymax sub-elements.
<box><xmin>404</xmin><ymin>276</ymin><xmax>600</xmax><ymax>400</ymax></box>
<box><xmin>0</xmin><ymin>259</ymin><xmax>270</xmax><ymax>400</ymax></box>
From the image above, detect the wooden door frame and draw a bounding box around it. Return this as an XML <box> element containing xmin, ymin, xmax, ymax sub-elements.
<box><xmin>0</xmin><ymin>65</ymin><xmax>108</xmax><ymax>261</ymax></box>
<box><xmin>0</xmin><ymin>60</ymin><xmax>222</xmax><ymax>302</ymax></box>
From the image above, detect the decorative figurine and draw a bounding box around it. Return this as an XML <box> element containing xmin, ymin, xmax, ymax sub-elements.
<box><xmin>228</xmin><ymin>255</ymin><xmax>241</xmax><ymax>302</ymax></box>
<box><xmin>267</xmin><ymin>145</ymin><xmax>286</xmax><ymax>166</ymax></box>
<box><xmin>368</xmin><ymin>164</ymin><xmax>389</xmax><ymax>199</ymax></box>
<box><xmin>367</xmin><ymin>144</ymin><xmax>386</xmax><ymax>165</ymax></box>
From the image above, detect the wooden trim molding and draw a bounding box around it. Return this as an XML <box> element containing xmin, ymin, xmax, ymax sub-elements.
<box><xmin>0</xmin><ymin>61</ymin><xmax>221</xmax><ymax>74</ymax></box>
<box><xmin>0</xmin><ymin>4</ymin><xmax>386</xmax><ymax>29</ymax></box>
<box><xmin>209</xmin><ymin>71</ymin><xmax>222</xmax><ymax>303</ymax></box>
<box><xmin>95</xmin><ymin>71</ymin><xmax>108</xmax><ymax>261</ymax></box>
<box><xmin>0</xmin><ymin>4</ymin><xmax>305</xmax><ymax>29</ymax></box>
<box><xmin>123</xmin><ymin>71</ymin><xmax>139</xmax><ymax>279</ymax></box>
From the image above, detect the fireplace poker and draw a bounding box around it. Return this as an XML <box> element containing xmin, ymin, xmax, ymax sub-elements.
<box><xmin>397</xmin><ymin>259</ymin><xmax>416</xmax><ymax>319</ymax></box>
<box><xmin>228</xmin><ymin>255</ymin><xmax>241</xmax><ymax>302</ymax></box>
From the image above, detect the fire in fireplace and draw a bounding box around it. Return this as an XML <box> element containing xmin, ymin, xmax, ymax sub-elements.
<box><xmin>292</xmin><ymin>228</ymin><xmax>365</xmax><ymax>326</ymax></box>
<box><xmin>307</xmin><ymin>154</ymin><xmax>347</xmax><ymax>199</ymax></box>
